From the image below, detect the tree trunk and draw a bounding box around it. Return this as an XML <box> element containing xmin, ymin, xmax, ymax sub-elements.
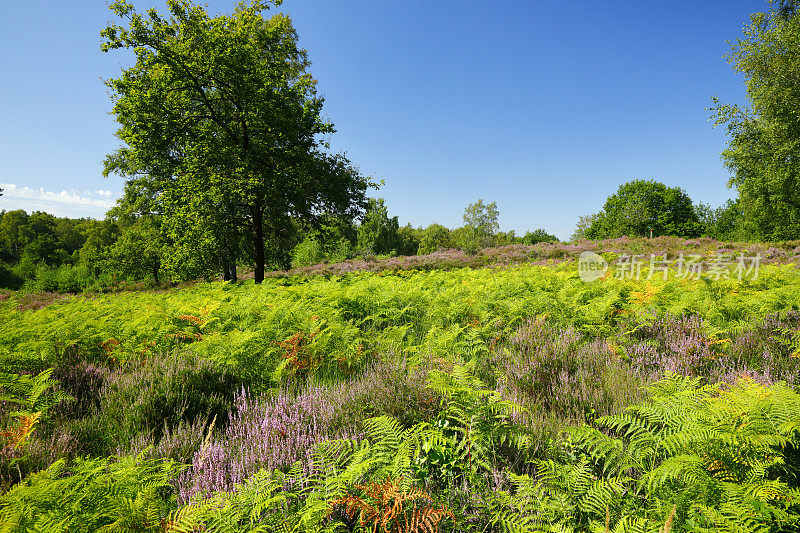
<box><xmin>222</xmin><ymin>245</ymin><xmax>231</xmax><ymax>281</ymax></box>
<box><xmin>251</xmin><ymin>204</ymin><xmax>265</xmax><ymax>284</ymax></box>
<box><xmin>153</xmin><ymin>265</ymin><xmax>160</xmax><ymax>285</ymax></box>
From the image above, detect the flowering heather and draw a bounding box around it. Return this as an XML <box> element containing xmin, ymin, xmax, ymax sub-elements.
<box><xmin>629</xmin><ymin>315</ymin><xmax>714</xmax><ymax>375</ymax></box>
<box><xmin>178</xmin><ymin>386</ymin><xmax>352</xmax><ymax>501</ymax></box>
<box><xmin>51</xmin><ymin>361</ymin><xmax>104</xmax><ymax>419</ymax></box>
<box><xmin>494</xmin><ymin>313</ymin><xmax>800</xmax><ymax>441</ymax></box>
<box><xmin>496</xmin><ymin>319</ymin><xmax>651</xmax><ymax>428</ymax></box>
<box><xmin>179</xmin><ymin>359</ymin><xmax>438</xmax><ymax>501</ymax></box>
<box><xmin>626</xmin><ymin>312</ymin><xmax>800</xmax><ymax>386</ymax></box>
<box><xmin>0</xmin><ymin>429</ymin><xmax>78</xmax><ymax>490</ymax></box>
<box><xmin>255</xmin><ymin>236</ymin><xmax>800</xmax><ymax>277</ymax></box>
<box><xmin>13</xmin><ymin>291</ymin><xmax>73</xmax><ymax>311</ymax></box>
<box><xmin>325</xmin><ymin>358</ymin><xmax>440</xmax><ymax>430</ymax></box>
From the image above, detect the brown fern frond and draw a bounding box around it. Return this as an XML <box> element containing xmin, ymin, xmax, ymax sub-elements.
<box><xmin>101</xmin><ymin>337</ymin><xmax>120</xmax><ymax>358</ymax></box>
<box><xmin>662</xmin><ymin>504</ymin><xmax>676</xmax><ymax>533</ymax></box>
<box><xmin>276</xmin><ymin>330</ymin><xmax>318</xmax><ymax>376</ymax></box>
<box><xmin>331</xmin><ymin>478</ymin><xmax>452</xmax><ymax>533</ymax></box>
<box><xmin>1</xmin><ymin>411</ymin><xmax>41</xmax><ymax>450</ymax></box>
<box><xmin>176</xmin><ymin>314</ymin><xmax>204</xmax><ymax>327</ymax></box>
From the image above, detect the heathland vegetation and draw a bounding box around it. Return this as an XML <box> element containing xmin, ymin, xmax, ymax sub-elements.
<box><xmin>3</xmin><ymin>0</ymin><xmax>800</xmax><ymax>532</ymax></box>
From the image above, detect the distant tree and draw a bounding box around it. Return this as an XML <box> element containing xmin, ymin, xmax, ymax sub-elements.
<box><xmin>291</xmin><ymin>235</ymin><xmax>326</xmax><ymax>268</ymax></box>
<box><xmin>0</xmin><ymin>210</ymin><xmax>29</xmax><ymax>262</ymax></box>
<box><xmin>494</xmin><ymin>230</ymin><xmax>519</xmax><ymax>246</ymax></box>
<box><xmin>19</xmin><ymin>213</ymin><xmax>64</xmax><ymax>266</ymax></box>
<box><xmin>291</xmin><ymin>218</ymin><xmax>355</xmax><ymax>267</ymax></box>
<box><xmin>713</xmin><ymin>0</ymin><xmax>800</xmax><ymax>239</ymax></box>
<box><xmin>396</xmin><ymin>224</ymin><xmax>421</xmax><ymax>256</ymax></box>
<box><xmin>79</xmin><ymin>220</ymin><xmax>121</xmax><ymax>278</ymax></box>
<box><xmin>101</xmin><ymin>0</ymin><xmax>370</xmax><ymax>282</ymax></box>
<box><xmin>695</xmin><ymin>200</ymin><xmax>748</xmax><ymax>241</ymax></box>
<box><xmin>522</xmin><ymin>229</ymin><xmax>558</xmax><ymax>245</ymax></box>
<box><xmin>418</xmin><ymin>223</ymin><xmax>452</xmax><ymax>255</ymax></box>
<box><xmin>586</xmin><ymin>180</ymin><xmax>702</xmax><ymax>238</ymax></box>
<box><xmin>108</xmin><ymin>217</ymin><xmax>163</xmax><ymax>284</ymax></box>
<box><xmin>571</xmin><ymin>213</ymin><xmax>600</xmax><ymax>241</ymax></box>
<box><xmin>357</xmin><ymin>198</ymin><xmax>400</xmax><ymax>256</ymax></box>
<box><xmin>461</xmin><ymin>199</ymin><xmax>499</xmax><ymax>254</ymax></box>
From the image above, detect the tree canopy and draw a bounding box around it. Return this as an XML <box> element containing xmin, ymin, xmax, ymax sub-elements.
<box><xmin>586</xmin><ymin>180</ymin><xmax>702</xmax><ymax>239</ymax></box>
<box><xmin>461</xmin><ymin>199</ymin><xmax>499</xmax><ymax>254</ymax></box>
<box><xmin>101</xmin><ymin>0</ymin><xmax>371</xmax><ymax>282</ymax></box>
<box><xmin>713</xmin><ymin>0</ymin><xmax>800</xmax><ymax>239</ymax></box>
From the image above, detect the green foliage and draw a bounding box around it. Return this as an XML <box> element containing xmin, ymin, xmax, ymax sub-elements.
<box><xmin>492</xmin><ymin>374</ymin><xmax>800</xmax><ymax>532</ymax></box>
<box><xmin>522</xmin><ymin>229</ymin><xmax>558</xmax><ymax>245</ymax></box>
<box><xmin>587</xmin><ymin>180</ymin><xmax>702</xmax><ymax>239</ymax></box>
<box><xmin>425</xmin><ymin>362</ymin><xmax>528</xmax><ymax>481</ymax></box>
<box><xmin>0</xmin><ymin>210</ymin><xmax>106</xmax><ymax>291</ymax></box>
<box><xmin>107</xmin><ymin>217</ymin><xmax>163</xmax><ymax>284</ymax></box>
<box><xmin>571</xmin><ymin>213</ymin><xmax>601</xmax><ymax>241</ymax></box>
<box><xmin>5</xmin><ymin>263</ymin><xmax>800</xmax><ymax>380</ymax></box>
<box><xmin>396</xmin><ymin>223</ymin><xmax>422</xmax><ymax>256</ymax></box>
<box><xmin>460</xmin><ymin>199</ymin><xmax>500</xmax><ymax>254</ymax></box>
<box><xmin>357</xmin><ymin>198</ymin><xmax>402</xmax><ymax>257</ymax></box>
<box><xmin>101</xmin><ymin>0</ymin><xmax>371</xmax><ymax>282</ymax></box>
<box><xmin>291</xmin><ymin>235</ymin><xmax>327</xmax><ymax>268</ymax></box>
<box><xmin>0</xmin><ymin>263</ymin><xmax>21</xmax><ymax>291</ymax></box>
<box><xmin>418</xmin><ymin>223</ymin><xmax>453</xmax><ymax>255</ymax></box>
<box><xmin>713</xmin><ymin>0</ymin><xmax>800</xmax><ymax>239</ymax></box>
<box><xmin>695</xmin><ymin>200</ymin><xmax>747</xmax><ymax>240</ymax></box>
<box><xmin>0</xmin><ymin>368</ymin><xmax>69</xmax><ymax>417</ymax></box>
<box><xmin>1</xmin><ymin>368</ymin><xmax>72</xmax><ymax>490</ymax></box>
<box><xmin>0</xmin><ymin>452</ymin><xmax>181</xmax><ymax>532</ymax></box>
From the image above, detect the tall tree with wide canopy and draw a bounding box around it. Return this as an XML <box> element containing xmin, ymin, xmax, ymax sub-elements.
<box><xmin>713</xmin><ymin>0</ymin><xmax>800</xmax><ymax>239</ymax></box>
<box><xmin>586</xmin><ymin>180</ymin><xmax>702</xmax><ymax>239</ymax></box>
<box><xmin>101</xmin><ymin>0</ymin><xmax>371</xmax><ymax>282</ymax></box>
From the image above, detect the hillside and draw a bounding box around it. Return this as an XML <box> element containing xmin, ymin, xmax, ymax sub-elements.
<box><xmin>2</xmin><ymin>256</ymin><xmax>800</xmax><ymax>530</ymax></box>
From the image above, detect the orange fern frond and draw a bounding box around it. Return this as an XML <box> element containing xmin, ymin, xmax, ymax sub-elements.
<box><xmin>331</xmin><ymin>478</ymin><xmax>453</xmax><ymax>533</ymax></box>
<box><xmin>1</xmin><ymin>411</ymin><xmax>41</xmax><ymax>450</ymax></box>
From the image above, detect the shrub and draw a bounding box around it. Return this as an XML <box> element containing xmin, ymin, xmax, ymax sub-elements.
<box><xmin>292</xmin><ymin>236</ymin><xmax>326</xmax><ymax>268</ymax></box>
<box><xmin>493</xmin><ymin>375</ymin><xmax>800</xmax><ymax>533</ymax></box>
<box><xmin>61</xmin><ymin>352</ymin><xmax>242</xmax><ymax>458</ymax></box>
<box><xmin>496</xmin><ymin>320</ymin><xmax>651</xmax><ymax>425</ymax></box>
<box><xmin>178</xmin><ymin>386</ymin><xmax>353</xmax><ymax>500</ymax></box>
<box><xmin>179</xmin><ymin>359</ymin><xmax>437</xmax><ymax>500</ymax></box>
<box><xmin>0</xmin><ymin>264</ymin><xmax>22</xmax><ymax>290</ymax></box>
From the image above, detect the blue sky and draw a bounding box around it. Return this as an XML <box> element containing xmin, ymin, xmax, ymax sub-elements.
<box><xmin>0</xmin><ymin>1</ymin><xmax>760</xmax><ymax>239</ymax></box>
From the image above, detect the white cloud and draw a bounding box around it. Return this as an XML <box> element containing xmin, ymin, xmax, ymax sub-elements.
<box><xmin>0</xmin><ymin>182</ymin><xmax>119</xmax><ymax>219</ymax></box>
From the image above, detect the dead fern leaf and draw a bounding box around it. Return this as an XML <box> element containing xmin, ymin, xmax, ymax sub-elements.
<box><xmin>1</xmin><ymin>411</ymin><xmax>41</xmax><ymax>450</ymax></box>
<box><xmin>331</xmin><ymin>478</ymin><xmax>453</xmax><ymax>533</ymax></box>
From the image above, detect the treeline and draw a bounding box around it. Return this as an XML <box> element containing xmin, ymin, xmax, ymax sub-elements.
<box><xmin>0</xmin><ymin>210</ymin><xmax>157</xmax><ymax>292</ymax></box>
<box><xmin>0</xmin><ymin>184</ymin><xmax>755</xmax><ymax>292</ymax></box>
<box><xmin>0</xmin><ymin>198</ymin><xmax>558</xmax><ymax>292</ymax></box>
<box><xmin>291</xmin><ymin>198</ymin><xmax>558</xmax><ymax>268</ymax></box>
<box><xmin>571</xmin><ymin>179</ymin><xmax>746</xmax><ymax>241</ymax></box>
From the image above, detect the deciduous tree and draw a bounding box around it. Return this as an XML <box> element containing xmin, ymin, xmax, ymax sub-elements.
<box><xmin>461</xmin><ymin>199</ymin><xmax>499</xmax><ymax>254</ymax></box>
<box><xmin>586</xmin><ymin>180</ymin><xmax>701</xmax><ymax>238</ymax></box>
<box><xmin>101</xmin><ymin>0</ymin><xmax>371</xmax><ymax>282</ymax></box>
<box><xmin>713</xmin><ymin>0</ymin><xmax>800</xmax><ymax>239</ymax></box>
